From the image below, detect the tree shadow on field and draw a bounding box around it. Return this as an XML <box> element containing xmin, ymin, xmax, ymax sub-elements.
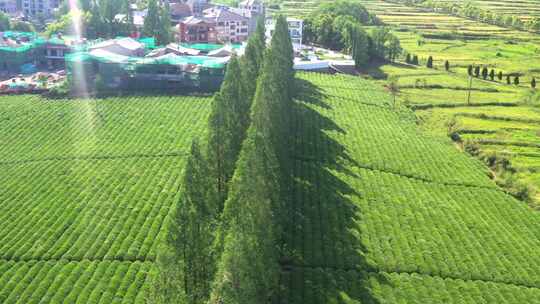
<box><xmin>277</xmin><ymin>78</ymin><xmax>389</xmax><ymax>304</ymax></box>
<box><xmin>361</xmin><ymin>60</ymin><xmax>418</xmax><ymax>80</ymax></box>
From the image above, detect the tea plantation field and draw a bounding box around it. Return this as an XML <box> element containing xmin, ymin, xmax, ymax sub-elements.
<box><xmin>0</xmin><ymin>95</ymin><xmax>211</xmax><ymax>303</ymax></box>
<box><xmin>1</xmin><ymin>74</ymin><xmax>539</xmax><ymax>302</ymax></box>
<box><xmin>280</xmin><ymin>72</ymin><xmax>540</xmax><ymax>303</ymax></box>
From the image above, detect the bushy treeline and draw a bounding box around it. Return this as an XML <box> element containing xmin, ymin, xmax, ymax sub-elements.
<box><xmin>150</xmin><ymin>16</ymin><xmax>295</xmax><ymax>304</ymax></box>
<box><xmin>392</xmin><ymin>0</ymin><xmax>540</xmax><ymax>32</ymax></box>
<box><xmin>301</xmin><ymin>1</ymin><xmax>401</xmax><ymax>68</ymax></box>
<box><xmin>47</xmin><ymin>0</ymin><xmax>172</xmax><ymax>44</ymax></box>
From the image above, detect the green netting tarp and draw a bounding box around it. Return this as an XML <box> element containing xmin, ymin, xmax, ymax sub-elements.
<box><xmin>138</xmin><ymin>37</ymin><xmax>156</xmax><ymax>49</ymax></box>
<box><xmin>181</xmin><ymin>43</ymin><xmax>242</xmax><ymax>51</ymax></box>
<box><xmin>2</xmin><ymin>31</ymin><xmax>37</xmax><ymax>40</ymax></box>
<box><xmin>135</xmin><ymin>55</ymin><xmax>226</xmax><ymax>68</ymax></box>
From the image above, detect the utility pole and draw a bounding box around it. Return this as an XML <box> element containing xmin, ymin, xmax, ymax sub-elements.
<box><xmin>467</xmin><ymin>75</ymin><xmax>473</xmax><ymax>105</ymax></box>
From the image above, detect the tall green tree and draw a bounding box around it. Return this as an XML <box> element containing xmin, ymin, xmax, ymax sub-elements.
<box><xmin>209</xmin><ymin>49</ymin><xmax>283</xmax><ymax>304</ymax></box>
<box><xmin>207</xmin><ymin>56</ymin><xmax>247</xmax><ymax>210</ymax></box>
<box><xmin>143</xmin><ymin>0</ymin><xmax>160</xmax><ymax>38</ymax></box>
<box><xmin>426</xmin><ymin>56</ymin><xmax>433</xmax><ymax>68</ymax></box>
<box><xmin>0</xmin><ymin>12</ymin><xmax>10</xmax><ymax>31</ymax></box>
<box><xmin>157</xmin><ymin>0</ymin><xmax>172</xmax><ymax>45</ymax></box>
<box><xmin>352</xmin><ymin>25</ymin><xmax>369</xmax><ymax>68</ymax></box>
<box><xmin>242</xmin><ymin>16</ymin><xmax>266</xmax><ymax>111</ymax></box>
<box><xmin>155</xmin><ymin>139</ymin><xmax>217</xmax><ymax>304</ymax></box>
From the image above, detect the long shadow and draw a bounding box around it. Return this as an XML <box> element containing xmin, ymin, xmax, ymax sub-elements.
<box><xmin>278</xmin><ymin>78</ymin><xmax>389</xmax><ymax>303</ymax></box>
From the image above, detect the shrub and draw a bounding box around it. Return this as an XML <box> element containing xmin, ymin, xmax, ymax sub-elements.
<box><xmin>489</xmin><ymin>69</ymin><xmax>495</xmax><ymax>81</ymax></box>
<box><xmin>507</xmin><ymin>75</ymin><xmax>511</xmax><ymax>84</ymax></box>
<box><xmin>474</xmin><ymin>66</ymin><xmax>480</xmax><ymax>77</ymax></box>
<box><xmin>532</xmin><ymin>78</ymin><xmax>536</xmax><ymax>89</ymax></box>
<box><xmin>514</xmin><ymin>76</ymin><xmax>520</xmax><ymax>85</ymax></box>
<box><xmin>426</xmin><ymin>56</ymin><xmax>433</xmax><ymax>68</ymax></box>
<box><xmin>498</xmin><ymin>71</ymin><xmax>503</xmax><ymax>80</ymax></box>
<box><xmin>444</xmin><ymin>60</ymin><xmax>450</xmax><ymax>71</ymax></box>
<box><xmin>482</xmin><ymin>67</ymin><xmax>488</xmax><ymax>79</ymax></box>
<box><xmin>412</xmin><ymin>55</ymin><xmax>419</xmax><ymax>65</ymax></box>
<box><xmin>406</xmin><ymin>53</ymin><xmax>411</xmax><ymax>63</ymax></box>
<box><xmin>467</xmin><ymin>65</ymin><xmax>473</xmax><ymax>76</ymax></box>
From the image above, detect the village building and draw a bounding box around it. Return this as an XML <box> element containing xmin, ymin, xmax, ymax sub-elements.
<box><xmin>170</xmin><ymin>2</ymin><xmax>192</xmax><ymax>23</ymax></box>
<box><xmin>203</xmin><ymin>7</ymin><xmax>249</xmax><ymax>43</ymax></box>
<box><xmin>22</xmin><ymin>0</ymin><xmax>61</xmax><ymax>17</ymax></box>
<box><xmin>238</xmin><ymin>0</ymin><xmax>264</xmax><ymax>16</ymax></box>
<box><xmin>266</xmin><ymin>17</ymin><xmax>303</xmax><ymax>46</ymax></box>
<box><xmin>89</xmin><ymin>37</ymin><xmax>145</xmax><ymax>57</ymax></box>
<box><xmin>0</xmin><ymin>0</ymin><xmax>17</xmax><ymax>14</ymax></box>
<box><xmin>186</xmin><ymin>0</ymin><xmax>211</xmax><ymax>16</ymax></box>
<box><xmin>176</xmin><ymin>16</ymin><xmax>217</xmax><ymax>43</ymax></box>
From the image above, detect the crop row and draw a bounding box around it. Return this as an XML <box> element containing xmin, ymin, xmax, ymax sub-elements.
<box><xmin>0</xmin><ymin>259</ymin><xmax>152</xmax><ymax>304</ymax></box>
<box><xmin>0</xmin><ymin>95</ymin><xmax>211</xmax><ymax>162</ymax></box>
<box><xmin>286</xmin><ymin>74</ymin><xmax>540</xmax><ymax>289</ymax></box>
<box><xmin>286</xmin><ymin>159</ymin><xmax>540</xmax><ymax>287</ymax></box>
<box><xmin>0</xmin><ymin>156</ymin><xmax>185</xmax><ymax>261</ymax></box>
<box><xmin>295</xmin><ymin>72</ymin><xmax>494</xmax><ymax>187</ymax></box>
<box><xmin>279</xmin><ymin>268</ymin><xmax>540</xmax><ymax>304</ymax></box>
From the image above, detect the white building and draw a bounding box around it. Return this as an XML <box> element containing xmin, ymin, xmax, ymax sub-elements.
<box><xmin>266</xmin><ymin>17</ymin><xmax>303</xmax><ymax>46</ymax></box>
<box><xmin>0</xmin><ymin>0</ymin><xmax>17</xmax><ymax>14</ymax></box>
<box><xmin>89</xmin><ymin>38</ymin><xmax>146</xmax><ymax>57</ymax></box>
<box><xmin>238</xmin><ymin>0</ymin><xmax>264</xmax><ymax>16</ymax></box>
<box><xmin>22</xmin><ymin>0</ymin><xmax>61</xmax><ymax>17</ymax></box>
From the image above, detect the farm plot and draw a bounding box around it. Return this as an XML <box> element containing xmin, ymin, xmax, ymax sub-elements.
<box><xmin>0</xmin><ymin>260</ymin><xmax>152</xmax><ymax>304</ymax></box>
<box><xmin>0</xmin><ymin>95</ymin><xmax>211</xmax><ymax>303</ymax></box>
<box><xmin>281</xmin><ymin>72</ymin><xmax>540</xmax><ymax>303</ymax></box>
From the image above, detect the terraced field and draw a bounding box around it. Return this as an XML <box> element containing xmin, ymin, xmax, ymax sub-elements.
<box><xmin>438</xmin><ymin>0</ymin><xmax>540</xmax><ymax>21</ymax></box>
<box><xmin>325</xmin><ymin>0</ymin><xmax>540</xmax><ymax>203</ymax></box>
<box><xmin>281</xmin><ymin>72</ymin><xmax>540</xmax><ymax>303</ymax></box>
<box><xmin>0</xmin><ymin>95</ymin><xmax>211</xmax><ymax>303</ymax></box>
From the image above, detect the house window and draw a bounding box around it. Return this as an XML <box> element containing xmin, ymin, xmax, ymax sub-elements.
<box><xmin>218</xmin><ymin>22</ymin><xmax>224</xmax><ymax>26</ymax></box>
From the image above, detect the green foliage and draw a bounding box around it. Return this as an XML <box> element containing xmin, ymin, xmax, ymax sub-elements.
<box><xmin>242</xmin><ymin>17</ymin><xmax>266</xmax><ymax>102</ymax></box>
<box><xmin>412</xmin><ymin>54</ymin><xmax>419</xmax><ymax>65</ymax></box>
<box><xmin>352</xmin><ymin>25</ymin><xmax>369</xmax><ymax>68</ymax></box>
<box><xmin>489</xmin><ymin>69</ymin><xmax>495</xmax><ymax>81</ymax></box>
<box><xmin>207</xmin><ymin>56</ymin><xmax>248</xmax><ymax>209</ymax></box>
<box><xmin>143</xmin><ymin>0</ymin><xmax>160</xmax><ymax>39</ymax></box>
<box><xmin>444</xmin><ymin>60</ymin><xmax>450</xmax><ymax>71</ymax></box>
<box><xmin>0</xmin><ymin>12</ymin><xmax>10</xmax><ymax>31</ymax></box>
<box><xmin>514</xmin><ymin>76</ymin><xmax>520</xmax><ymax>85</ymax></box>
<box><xmin>532</xmin><ymin>77</ymin><xmax>536</xmax><ymax>89</ymax></box>
<box><xmin>11</xmin><ymin>21</ymin><xmax>35</xmax><ymax>32</ymax></box>
<box><xmin>156</xmin><ymin>139</ymin><xmax>218</xmax><ymax>304</ymax></box>
<box><xmin>482</xmin><ymin>66</ymin><xmax>488</xmax><ymax>79</ymax></box>
<box><xmin>426</xmin><ymin>55</ymin><xmax>433</xmax><ymax>68</ymax></box>
<box><xmin>498</xmin><ymin>71</ymin><xmax>504</xmax><ymax>81</ymax></box>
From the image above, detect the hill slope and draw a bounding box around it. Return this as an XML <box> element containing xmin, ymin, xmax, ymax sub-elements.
<box><xmin>280</xmin><ymin>72</ymin><xmax>540</xmax><ymax>303</ymax></box>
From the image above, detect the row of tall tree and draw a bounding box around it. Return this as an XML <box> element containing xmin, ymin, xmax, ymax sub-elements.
<box><xmin>467</xmin><ymin>65</ymin><xmax>536</xmax><ymax>87</ymax></box>
<box><xmin>46</xmin><ymin>0</ymin><xmax>172</xmax><ymax>44</ymax></box>
<box><xmin>395</xmin><ymin>0</ymin><xmax>540</xmax><ymax>33</ymax></box>
<box><xmin>151</xmin><ymin>15</ymin><xmax>295</xmax><ymax>304</ymax></box>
